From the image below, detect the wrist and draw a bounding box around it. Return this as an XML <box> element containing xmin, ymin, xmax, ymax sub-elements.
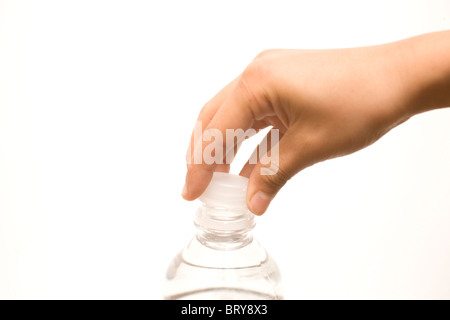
<box><xmin>396</xmin><ymin>31</ymin><xmax>450</xmax><ymax>116</ymax></box>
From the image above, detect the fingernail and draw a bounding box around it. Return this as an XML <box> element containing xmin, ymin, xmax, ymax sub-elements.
<box><xmin>250</xmin><ymin>191</ymin><xmax>273</xmax><ymax>215</ymax></box>
<box><xmin>181</xmin><ymin>184</ymin><xmax>188</xmax><ymax>199</ymax></box>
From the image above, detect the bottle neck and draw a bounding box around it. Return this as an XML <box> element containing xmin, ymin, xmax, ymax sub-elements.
<box><xmin>194</xmin><ymin>203</ymin><xmax>255</xmax><ymax>250</ymax></box>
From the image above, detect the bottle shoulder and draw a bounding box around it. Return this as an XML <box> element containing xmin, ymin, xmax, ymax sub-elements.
<box><xmin>182</xmin><ymin>236</ymin><xmax>269</xmax><ymax>269</ymax></box>
<box><xmin>164</xmin><ymin>235</ymin><xmax>283</xmax><ymax>299</ymax></box>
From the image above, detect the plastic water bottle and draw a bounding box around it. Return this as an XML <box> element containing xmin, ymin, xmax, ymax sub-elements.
<box><xmin>163</xmin><ymin>172</ymin><xmax>283</xmax><ymax>299</ymax></box>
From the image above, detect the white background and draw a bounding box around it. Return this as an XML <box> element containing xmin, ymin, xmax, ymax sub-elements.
<box><xmin>1</xmin><ymin>0</ymin><xmax>450</xmax><ymax>299</ymax></box>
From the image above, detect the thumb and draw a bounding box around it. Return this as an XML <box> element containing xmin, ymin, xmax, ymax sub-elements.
<box><xmin>246</xmin><ymin>130</ymin><xmax>308</xmax><ymax>215</ymax></box>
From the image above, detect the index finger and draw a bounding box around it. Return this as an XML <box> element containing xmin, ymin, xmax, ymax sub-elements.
<box><xmin>182</xmin><ymin>77</ymin><xmax>259</xmax><ymax>200</ymax></box>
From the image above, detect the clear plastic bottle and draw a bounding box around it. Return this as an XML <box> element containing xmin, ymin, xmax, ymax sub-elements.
<box><xmin>163</xmin><ymin>172</ymin><xmax>283</xmax><ymax>300</ymax></box>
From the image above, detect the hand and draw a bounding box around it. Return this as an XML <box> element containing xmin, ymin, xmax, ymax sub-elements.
<box><xmin>182</xmin><ymin>31</ymin><xmax>450</xmax><ymax>215</ymax></box>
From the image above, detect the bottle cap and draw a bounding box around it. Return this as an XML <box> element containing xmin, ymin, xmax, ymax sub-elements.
<box><xmin>198</xmin><ymin>172</ymin><xmax>248</xmax><ymax>209</ymax></box>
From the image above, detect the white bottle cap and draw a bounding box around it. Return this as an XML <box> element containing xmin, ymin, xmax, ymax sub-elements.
<box><xmin>198</xmin><ymin>172</ymin><xmax>249</xmax><ymax>209</ymax></box>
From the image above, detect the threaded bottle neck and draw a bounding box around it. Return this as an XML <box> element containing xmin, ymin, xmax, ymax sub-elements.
<box><xmin>195</xmin><ymin>203</ymin><xmax>255</xmax><ymax>250</ymax></box>
<box><xmin>194</xmin><ymin>172</ymin><xmax>254</xmax><ymax>250</ymax></box>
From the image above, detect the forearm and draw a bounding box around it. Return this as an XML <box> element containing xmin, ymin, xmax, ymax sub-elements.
<box><xmin>399</xmin><ymin>30</ymin><xmax>450</xmax><ymax>116</ymax></box>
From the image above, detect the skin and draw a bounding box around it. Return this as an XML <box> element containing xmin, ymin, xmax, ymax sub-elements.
<box><xmin>182</xmin><ymin>30</ymin><xmax>450</xmax><ymax>215</ymax></box>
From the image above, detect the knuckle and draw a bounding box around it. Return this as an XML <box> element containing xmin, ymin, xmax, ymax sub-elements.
<box><xmin>254</xmin><ymin>49</ymin><xmax>277</xmax><ymax>61</ymax></box>
<box><xmin>241</xmin><ymin>59</ymin><xmax>265</xmax><ymax>86</ymax></box>
<box><xmin>243</xmin><ymin>49</ymin><xmax>278</xmax><ymax>85</ymax></box>
<box><xmin>238</xmin><ymin>62</ymin><xmax>264</xmax><ymax>107</ymax></box>
<box><xmin>237</xmin><ymin>58</ymin><xmax>272</xmax><ymax>116</ymax></box>
<box><xmin>197</xmin><ymin>107</ymin><xmax>213</xmax><ymax>123</ymax></box>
